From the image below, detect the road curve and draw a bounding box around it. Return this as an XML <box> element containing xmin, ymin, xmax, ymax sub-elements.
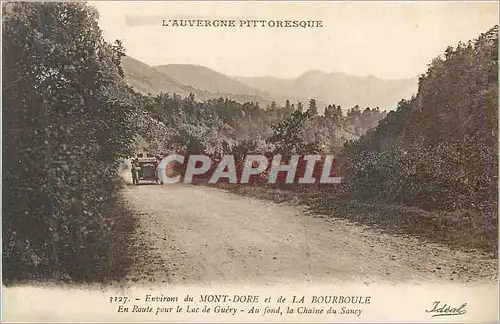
<box><xmin>123</xmin><ymin>184</ymin><xmax>497</xmax><ymax>286</ymax></box>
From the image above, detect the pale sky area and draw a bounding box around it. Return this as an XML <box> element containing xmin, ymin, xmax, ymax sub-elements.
<box><xmin>91</xmin><ymin>1</ymin><xmax>499</xmax><ymax>80</ymax></box>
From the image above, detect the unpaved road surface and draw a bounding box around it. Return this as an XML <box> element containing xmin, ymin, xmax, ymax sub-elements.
<box><xmin>123</xmin><ymin>184</ymin><xmax>497</xmax><ymax>285</ymax></box>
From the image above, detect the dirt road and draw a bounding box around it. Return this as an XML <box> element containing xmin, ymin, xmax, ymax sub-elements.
<box><xmin>123</xmin><ymin>184</ymin><xmax>497</xmax><ymax>286</ymax></box>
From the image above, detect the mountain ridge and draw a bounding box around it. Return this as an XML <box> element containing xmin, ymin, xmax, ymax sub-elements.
<box><xmin>121</xmin><ymin>55</ymin><xmax>275</xmax><ymax>107</ymax></box>
<box><xmin>122</xmin><ymin>55</ymin><xmax>419</xmax><ymax>113</ymax></box>
<box><xmin>235</xmin><ymin>72</ymin><xmax>418</xmax><ymax>111</ymax></box>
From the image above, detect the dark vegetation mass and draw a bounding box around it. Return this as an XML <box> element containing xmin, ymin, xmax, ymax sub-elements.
<box><xmin>3</xmin><ymin>2</ymin><xmax>137</xmax><ymax>284</ymax></box>
<box><xmin>135</xmin><ymin>93</ymin><xmax>386</xmax><ymax>156</ymax></box>
<box><xmin>2</xmin><ymin>1</ymin><xmax>497</xmax><ymax>285</ymax></box>
<box><xmin>338</xmin><ymin>27</ymin><xmax>498</xmax><ymax>253</ymax></box>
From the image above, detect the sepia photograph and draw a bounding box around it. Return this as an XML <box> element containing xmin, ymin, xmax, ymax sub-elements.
<box><xmin>2</xmin><ymin>0</ymin><xmax>499</xmax><ymax>322</ymax></box>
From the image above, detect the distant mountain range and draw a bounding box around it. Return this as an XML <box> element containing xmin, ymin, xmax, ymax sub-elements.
<box><xmin>121</xmin><ymin>55</ymin><xmax>418</xmax><ymax>113</ymax></box>
<box><xmin>121</xmin><ymin>56</ymin><xmax>276</xmax><ymax>107</ymax></box>
<box><xmin>235</xmin><ymin>71</ymin><xmax>418</xmax><ymax>112</ymax></box>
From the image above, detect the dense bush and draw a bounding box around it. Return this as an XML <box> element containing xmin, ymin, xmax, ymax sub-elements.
<box><xmin>341</xmin><ymin>26</ymin><xmax>498</xmax><ymax>217</ymax></box>
<box><xmin>2</xmin><ymin>2</ymin><xmax>137</xmax><ymax>283</ymax></box>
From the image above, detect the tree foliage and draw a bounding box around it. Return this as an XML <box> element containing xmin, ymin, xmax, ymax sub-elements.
<box><xmin>341</xmin><ymin>26</ymin><xmax>498</xmax><ymax>215</ymax></box>
<box><xmin>135</xmin><ymin>91</ymin><xmax>387</xmax><ymax>157</ymax></box>
<box><xmin>2</xmin><ymin>2</ymin><xmax>137</xmax><ymax>282</ymax></box>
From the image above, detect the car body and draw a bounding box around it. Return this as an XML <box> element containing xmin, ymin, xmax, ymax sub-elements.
<box><xmin>133</xmin><ymin>157</ymin><xmax>159</xmax><ymax>185</ymax></box>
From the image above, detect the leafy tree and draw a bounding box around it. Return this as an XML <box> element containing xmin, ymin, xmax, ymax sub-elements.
<box><xmin>308</xmin><ymin>99</ymin><xmax>318</xmax><ymax>116</ymax></box>
<box><xmin>284</xmin><ymin>100</ymin><xmax>291</xmax><ymax>110</ymax></box>
<box><xmin>296</xmin><ymin>101</ymin><xmax>304</xmax><ymax>112</ymax></box>
<box><xmin>3</xmin><ymin>2</ymin><xmax>136</xmax><ymax>282</ymax></box>
<box><xmin>324</xmin><ymin>105</ymin><xmax>334</xmax><ymax>119</ymax></box>
<box><xmin>269</xmin><ymin>109</ymin><xmax>319</xmax><ymax>155</ymax></box>
<box><xmin>340</xmin><ymin>25</ymin><xmax>498</xmax><ymax>219</ymax></box>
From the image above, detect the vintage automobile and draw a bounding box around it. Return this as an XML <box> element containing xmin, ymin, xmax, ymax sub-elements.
<box><xmin>132</xmin><ymin>156</ymin><xmax>159</xmax><ymax>185</ymax></box>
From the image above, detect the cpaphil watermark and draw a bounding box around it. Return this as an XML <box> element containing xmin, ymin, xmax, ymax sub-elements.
<box><xmin>155</xmin><ymin>154</ymin><xmax>342</xmax><ymax>185</ymax></box>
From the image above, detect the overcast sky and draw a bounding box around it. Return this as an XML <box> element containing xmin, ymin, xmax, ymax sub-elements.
<box><xmin>92</xmin><ymin>1</ymin><xmax>498</xmax><ymax>80</ymax></box>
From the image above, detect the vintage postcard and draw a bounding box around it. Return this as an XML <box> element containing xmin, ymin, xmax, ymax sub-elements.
<box><xmin>2</xmin><ymin>0</ymin><xmax>499</xmax><ymax>322</ymax></box>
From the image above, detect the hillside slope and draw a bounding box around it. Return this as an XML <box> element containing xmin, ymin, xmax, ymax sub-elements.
<box><xmin>155</xmin><ymin>64</ymin><xmax>330</xmax><ymax>111</ymax></box>
<box><xmin>122</xmin><ymin>56</ymin><xmax>274</xmax><ymax>106</ymax></box>
<box><xmin>341</xmin><ymin>25</ymin><xmax>498</xmax><ymax>215</ymax></box>
<box><xmin>155</xmin><ymin>64</ymin><xmax>274</xmax><ymax>99</ymax></box>
<box><xmin>121</xmin><ymin>56</ymin><xmax>198</xmax><ymax>97</ymax></box>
